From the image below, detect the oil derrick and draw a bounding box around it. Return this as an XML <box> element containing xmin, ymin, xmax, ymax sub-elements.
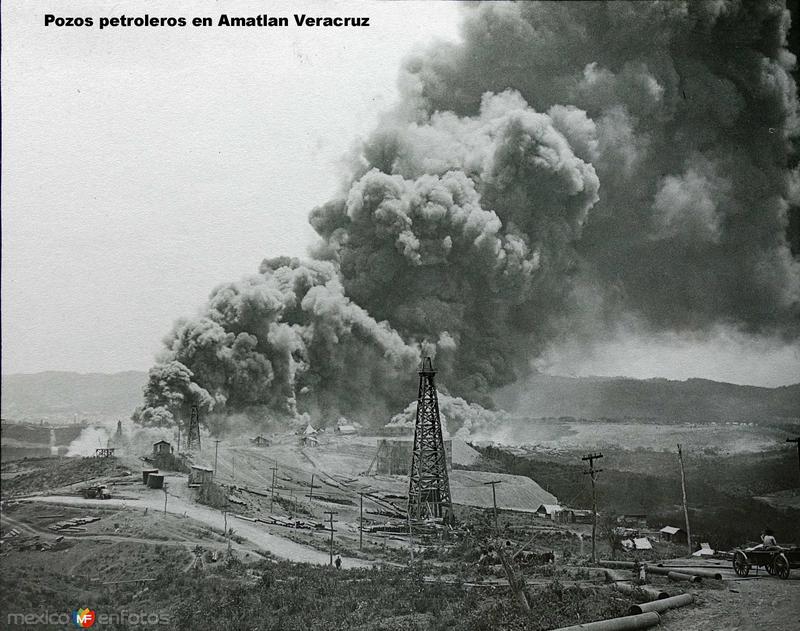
<box><xmin>187</xmin><ymin>405</ymin><xmax>201</xmax><ymax>450</ymax></box>
<box><xmin>407</xmin><ymin>357</ymin><xmax>453</xmax><ymax>523</ymax></box>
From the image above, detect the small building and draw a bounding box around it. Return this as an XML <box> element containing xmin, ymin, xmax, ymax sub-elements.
<box><xmin>692</xmin><ymin>542</ymin><xmax>715</xmax><ymax>557</ymax></box>
<box><xmin>153</xmin><ymin>440</ymin><xmax>173</xmax><ymax>456</ymax></box>
<box><xmin>335</xmin><ymin>424</ymin><xmax>358</xmax><ymax>435</ymax></box>
<box><xmin>251</xmin><ymin>435</ymin><xmax>270</xmax><ymax>447</ymax></box>
<box><xmin>633</xmin><ymin>536</ymin><xmax>653</xmax><ymax>550</ymax></box>
<box><xmin>659</xmin><ymin>525</ymin><xmax>687</xmax><ymax>544</ymax></box>
<box><xmin>535</xmin><ymin>504</ymin><xmax>564</xmax><ymax>520</ymax></box>
<box><xmin>189</xmin><ymin>465</ymin><xmax>214</xmax><ymax>487</ymax></box>
<box><xmin>619</xmin><ymin>513</ymin><xmax>648</xmax><ymax>529</ymax></box>
<box><xmin>142</xmin><ymin>468</ymin><xmax>159</xmax><ymax>484</ymax></box>
<box><xmin>301</xmin><ymin>434</ymin><xmax>319</xmax><ymax>448</ymax></box>
<box><xmin>572</xmin><ymin>509</ymin><xmax>594</xmax><ymax>524</ymax></box>
<box><xmin>375</xmin><ymin>438</ymin><xmax>452</xmax><ymax>475</ymax></box>
<box><xmin>146</xmin><ymin>472</ymin><xmax>165</xmax><ymax>489</ymax></box>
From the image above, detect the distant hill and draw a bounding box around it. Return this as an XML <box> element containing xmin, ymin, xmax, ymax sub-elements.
<box><xmin>1</xmin><ymin>371</ymin><xmax>146</xmax><ymax>419</ymax></box>
<box><xmin>494</xmin><ymin>374</ymin><xmax>800</xmax><ymax>424</ymax></box>
<box><xmin>2</xmin><ymin>369</ymin><xmax>798</xmax><ymax>424</ymax></box>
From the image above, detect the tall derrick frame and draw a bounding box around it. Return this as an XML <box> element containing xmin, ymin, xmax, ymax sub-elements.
<box><xmin>407</xmin><ymin>357</ymin><xmax>453</xmax><ymax>523</ymax></box>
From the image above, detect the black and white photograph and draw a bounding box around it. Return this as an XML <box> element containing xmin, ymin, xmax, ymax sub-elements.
<box><xmin>2</xmin><ymin>1</ymin><xmax>799</xmax><ymax>629</ymax></box>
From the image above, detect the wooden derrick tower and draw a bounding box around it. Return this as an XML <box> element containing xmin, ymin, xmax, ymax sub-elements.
<box><xmin>187</xmin><ymin>405</ymin><xmax>201</xmax><ymax>450</ymax></box>
<box><xmin>407</xmin><ymin>357</ymin><xmax>453</xmax><ymax>523</ymax></box>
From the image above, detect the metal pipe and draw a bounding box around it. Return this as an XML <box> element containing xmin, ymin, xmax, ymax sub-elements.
<box><xmin>667</xmin><ymin>571</ymin><xmax>702</xmax><ymax>583</ymax></box>
<box><xmin>612</xmin><ymin>582</ymin><xmax>669</xmax><ymax>601</ymax></box>
<box><xmin>600</xmin><ymin>560</ymin><xmax>636</xmax><ymax>569</ymax></box>
<box><xmin>653</xmin><ymin>566</ymin><xmax>721</xmax><ymax>580</ymax></box>
<box><xmin>628</xmin><ymin>593</ymin><xmax>694</xmax><ymax>616</ymax></box>
<box><xmin>550</xmin><ymin>611</ymin><xmax>661</xmax><ymax>631</ymax></box>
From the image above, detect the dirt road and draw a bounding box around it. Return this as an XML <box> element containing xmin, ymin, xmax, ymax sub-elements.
<box><xmin>21</xmin><ymin>490</ymin><xmax>373</xmax><ymax>568</ymax></box>
<box><xmin>660</xmin><ymin>576</ymin><xmax>800</xmax><ymax>630</ymax></box>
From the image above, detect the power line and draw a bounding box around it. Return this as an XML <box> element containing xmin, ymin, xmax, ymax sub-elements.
<box><xmin>482</xmin><ymin>480</ymin><xmax>503</xmax><ymax>534</ymax></box>
<box><xmin>324</xmin><ymin>511</ymin><xmax>338</xmax><ymax>566</ymax></box>
<box><xmin>582</xmin><ymin>452</ymin><xmax>603</xmax><ymax>564</ymax></box>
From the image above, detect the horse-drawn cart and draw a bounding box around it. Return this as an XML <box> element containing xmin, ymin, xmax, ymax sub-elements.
<box><xmin>733</xmin><ymin>546</ymin><xmax>800</xmax><ymax>579</ymax></box>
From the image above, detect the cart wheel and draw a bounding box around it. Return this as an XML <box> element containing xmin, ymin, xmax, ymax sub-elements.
<box><xmin>733</xmin><ymin>551</ymin><xmax>750</xmax><ymax>577</ymax></box>
<box><xmin>773</xmin><ymin>554</ymin><xmax>790</xmax><ymax>580</ymax></box>
<box><xmin>766</xmin><ymin>557</ymin><xmax>777</xmax><ymax>575</ymax></box>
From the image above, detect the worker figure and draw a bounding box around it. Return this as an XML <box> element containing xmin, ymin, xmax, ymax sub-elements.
<box><xmin>749</xmin><ymin>528</ymin><xmax>778</xmax><ymax>552</ymax></box>
<box><xmin>633</xmin><ymin>558</ymin><xmax>647</xmax><ymax>585</ymax></box>
<box><xmin>334</xmin><ymin>555</ymin><xmax>342</xmax><ymax>570</ymax></box>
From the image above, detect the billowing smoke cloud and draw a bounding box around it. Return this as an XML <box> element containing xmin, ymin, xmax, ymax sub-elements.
<box><xmin>388</xmin><ymin>393</ymin><xmax>514</xmax><ymax>440</ymax></box>
<box><xmin>137</xmin><ymin>1</ymin><xmax>800</xmax><ymax>430</ymax></box>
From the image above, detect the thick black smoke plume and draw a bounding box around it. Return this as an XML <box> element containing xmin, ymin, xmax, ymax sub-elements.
<box><xmin>136</xmin><ymin>1</ymin><xmax>799</xmax><ymax>431</ymax></box>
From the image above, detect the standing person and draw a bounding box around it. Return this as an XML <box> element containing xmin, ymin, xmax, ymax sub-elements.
<box><xmin>334</xmin><ymin>555</ymin><xmax>342</xmax><ymax>570</ymax></box>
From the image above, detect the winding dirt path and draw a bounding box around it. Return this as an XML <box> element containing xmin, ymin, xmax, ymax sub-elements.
<box><xmin>19</xmin><ymin>490</ymin><xmax>373</xmax><ymax>568</ymax></box>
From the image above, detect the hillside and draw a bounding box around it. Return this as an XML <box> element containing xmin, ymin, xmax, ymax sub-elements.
<box><xmin>495</xmin><ymin>374</ymin><xmax>800</xmax><ymax>424</ymax></box>
<box><xmin>1</xmin><ymin>371</ymin><xmax>146</xmax><ymax>418</ymax></box>
<box><xmin>2</xmin><ymin>370</ymin><xmax>798</xmax><ymax>424</ymax></box>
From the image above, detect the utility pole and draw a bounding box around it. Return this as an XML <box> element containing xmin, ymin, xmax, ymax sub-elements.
<box><xmin>324</xmin><ymin>511</ymin><xmax>338</xmax><ymax>566</ymax></box>
<box><xmin>677</xmin><ymin>444</ymin><xmax>692</xmax><ymax>556</ymax></box>
<box><xmin>407</xmin><ymin>509</ymin><xmax>414</xmax><ymax>565</ymax></box>
<box><xmin>582</xmin><ymin>452</ymin><xmax>603</xmax><ymax>564</ymax></box>
<box><xmin>232</xmin><ymin>454</ymin><xmax>235</xmax><ymax>484</ymax></box>
<box><xmin>359</xmin><ymin>493</ymin><xmax>364</xmax><ymax>550</ymax></box>
<box><xmin>224</xmin><ymin>498</ymin><xmax>231</xmax><ymax>557</ymax></box>
<box><xmin>289</xmin><ymin>489</ymin><xmax>294</xmax><ymax>518</ymax></box>
<box><xmin>787</xmin><ymin>437</ymin><xmax>800</xmax><ymax>480</ymax></box>
<box><xmin>270</xmin><ymin>464</ymin><xmax>278</xmax><ymax>513</ymax></box>
<box><xmin>483</xmin><ymin>480</ymin><xmax>502</xmax><ymax>534</ymax></box>
<box><xmin>308</xmin><ymin>473</ymin><xmax>319</xmax><ymax>500</ymax></box>
<box><xmin>214</xmin><ymin>440</ymin><xmax>221</xmax><ymax>474</ymax></box>
<box><xmin>163</xmin><ymin>482</ymin><xmax>168</xmax><ymax>516</ymax></box>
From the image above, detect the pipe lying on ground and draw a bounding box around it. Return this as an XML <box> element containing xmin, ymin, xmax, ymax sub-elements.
<box><xmin>628</xmin><ymin>593</ymin><xmax>695</xmax><ymax>616</ymax></box>
<box><xmin>653</xmin><ymin>567</ymin><xmax>722</xmax><ymax>580</ymax></box>
<box><xmin>611</xmin><ymin>582</ymin><xmax>669</xmax><ymax>601</ymax></box>
<box><xmin>667</xmin><ymin>571</ymin><xmax>701</xmax><ymax>583</ymax></box>
<box><xmin>604</xmin><ymin>569</ymin><xmax>631</xmax><ymax>583</ymax></box>
<box><xmin>600</xmin><ymin>560</ymin><xmax>636</xmax><ymax>569</ymax></box>
<box><xmin>549</xmin><ymin>611</ymin><xmax>661</xmax><ymax>631</ymax></box>
<box><xmin>602</xmin><ymin>561</ymin><xmax>721</xmax><ymax>580</ymax></box>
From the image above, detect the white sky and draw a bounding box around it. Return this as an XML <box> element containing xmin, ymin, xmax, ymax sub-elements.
<box><xmin>1</xmin><ymin>0</ymin><xmax>462</xmax><ymax>374</ymax></box>
<box><xmin>2</xmin><ymin>0</ymin><xmax>798</xmax><ymax>387</ymax></box>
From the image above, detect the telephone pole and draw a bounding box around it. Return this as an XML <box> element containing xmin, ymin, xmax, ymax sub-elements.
<box><xmin>324</xmin><ymin>511</ymin><xmax>338</xmax><ymax>566</ymax></box>
<box><xmin>677</xmin><ymin>444</ymin><xmax>692</xmax><ymax>556</ymax></box>
<box><xmin>359</xmin><ymin>493</ymin><xmax>364</xmax><ymax>550</ymax></box>
<box><xmin>214</xmin><ymin>440</ymin><xmax>221</xmax><ymax>474</ymax></box>
<box><xmin>787</xmin><ymin>437</ymin><xmax>800</xmax><ymax>480</ymax></box>
<box><xmin>308</xmin><ymin>474</ymin><xmax>319</xmax><ymax>500</ymax></box>
<box><xmin>483</xmin><ymin>480</ymin><xmax>502</xmax><ymax>534</ymax></box>
<box><xmin>582</xmin><ymin>452</ymin><xmax>603</xmax><ymax>564</ymax></box>
<box><xmin>224</xmin><ymin>498</ymin><xmax>231</xmax><ymax>557</ymax></box>
<box><xmin>270</xmin><ymin>464</ymin><xmax>278</xmax><ymax>513</ymax></box>
<box><xmin>163</xmin><ymin>482</ymin><xmax>168</xmax><ymax>516</ymax></box>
